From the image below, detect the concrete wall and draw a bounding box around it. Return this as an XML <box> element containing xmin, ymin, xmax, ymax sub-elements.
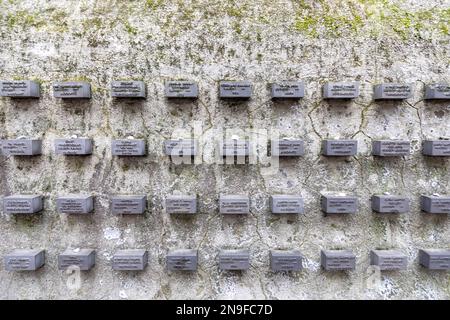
<box><xmin>0</xmin><ymin>0</ymin><xmax>449</xmax><ymax>299</ymax></box>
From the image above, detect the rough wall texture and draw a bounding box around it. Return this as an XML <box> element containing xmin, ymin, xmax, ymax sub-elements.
<box><xmin>0</xmin><ymin>0</ymin><xmax>449</xmax><ymax>299</ymax></box>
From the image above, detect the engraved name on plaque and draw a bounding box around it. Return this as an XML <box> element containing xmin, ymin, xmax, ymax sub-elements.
<box><xmin>164</xmin><ymin>139</ymin><xmax>198</xmax><ymax>156</ymax></box>
<box><xmin>371</xmin><ymin>195</ymin><xmax>410</xmax><ymax>213</ymax></box>
<box><xmin>0</xmin><ymin>80</ymin><xmax>40</xmax><ymax>98</ymax></box>
<box><xmin>372</xmin><ymin>140</ymin><xmax>410</xmax><ymax>156</ymax></box>
<box><xmin>419</xmin><ymin>249</ymin><xmax>450</xmax><ymax>270</ymax></box>
<box><xmin>370</xmin><ymin>250</ymin><xmax>407</xmax><ymax>270</ymax></box>
<box><xmin>111</xmin><ymin>81</ymin><xmax>146</xmax><ymax>98</ymax></box>
<box><xmin>321</xmin><ymin>250</ymin><xmax>356</xmax><ymax>271</ymax></box>
<box><xmin>219</xmin><ymin>81</ymin><xmax>252</xmax><ymax>99</ymax></box>
<box><xmin>421</xmin><ymin>195</ymin><xmax>450</xmax><ymax>214</ymax></box>
<box><xmin>167</xmin><ymin>249</ymin><xmax>198</xmax><ymax>271</ymax></box>
<box><xmin>270</xmin><ymin>250</ymin><xmax>303</xmax><ymax>272</ymax></box>
<box><xmin>323</xmin><ymin>82</ymin><xmax>359</xmax><ymax>99</ymax></box>
<box><xmin>0</xmin><ymin>139</ymin><xmax>42</xmax><ymax>156</ymax></box>
<box><xmin>219</xmin><ymin>139</ymin><xmax>251</xmax><ymax>157</ymax></box>
<box><xmin>112</xmin><ymin>249</ymin><xmax>148</xmax><ymax>271</ymax></box>
<box><xmin>271</xmin><ymin>139</ymin><xmax>304</xmax><ymax>157</ymax></box>
<box><xmin>165</xmin><ymin>81</ymin><xmax>198</xmax><ymax>98</ymax></box>
<box><xmin>373</xmin><ymin>84</ymin><xmax>413</xmax><ymax>100</ymax></box>
<box><xmin>424</xmin><ymin>84</ymin><xmax>450</xmax><ymax>100</ymax></box>
<box><xmin>56</xmin><ymin>195</ymin><xmax>94</xmax><ymax>214</ymax></box>
<box><xmin>321</xmin><ymin>194</ymin><xmax>358</xmax><ymax>214</ymax></box>
<box><xmin>322</xmin><ymin>140</ymin><xmax>357</xmax><ymax>156</ymax></box>
<box><xmin>166</xmin><ymin>195</ymin><xmax>197</xmax><ymax>214</ymax></box>
<box><xmin>219</xmin><ymin>195</ymin><xmax>250</xmax><ymax>214</ymax></box>
<box><xmin>53</xmin><ymin>82</ymin><xmax>91</xmax><ymax>98</ymax></box>
<box><xmin>4</xmin><ymin>249</ymin><xmax>45</xmax><ymax>271</ymax></box>
<box><xmin>422</xmin><ymin>140</ymin><xmax>450</xmax><ymax>156</ymax></box>
<box><xmin>111</xmin><ymin>195</ymin><xmax>146</xmax><ymax>215</ymax></box>
<box><xmin>3</xmin><ymin>195</ymin><xmax>43</xmax><ymax>214</ymax></box>
<box><xmin>270</xmin><ymin>195</ymin><xmax>304</xmax><ymax>214</ymax></box>
<box><xmin>219</xmin><ymin>249</ymin><xmax>250</xmax><ymax>270</ymax></box>
<box><xmin>271</xmin><ymin>82</ymin><xmax>305</xmax><ymax>99</ymax></box>
<box><xmin>55</xmin><ymin>138</ymin><xmax>93</xmax><ymax>155</ymax></box>
<box><xmin>58</xmin><ymin>248</ymin><xmax>95</xmax><ymax>271</ymax></box>
<box><xmin>111</xmin><ymin>139</ymin><xmax>146</xmax><ymax>156</ymax></box>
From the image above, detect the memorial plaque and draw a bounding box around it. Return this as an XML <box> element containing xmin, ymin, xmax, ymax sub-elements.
<box><xmin>271</xmin><ymin>139</ymin><xmax>304</xmax><ymax>157</ymax></box>
<box><xmin>425</xmin><ymin>84</ymin><xmax>450</xmax><ymax>100</ymax></box>
<box><xmin>219</xmin><ymin>81</ymin><xmax>252</xmax><ymax>99</ymax></box>
<box><xmin>271</xmin><ymin>82</ymin><xmax>305</xmax><ymax>99</ymax></box>
<box><xmin>370</xmin><ymin>250</ymin><xmax>407</xmax><ymax>270</ymax></box>
<box><xmin>56</xmin><ymin>195</ymin><xmax>94</xmax><ymax>214</ymax></box>
<box><xmin>373</xmin><ymin>83</ymin><xmax>413</xmax><ymax>100</ymax></box>
<box><xmin>321</xmin><ymin>250</ymin><xmax>356</xmax><ymax>271</ymax></box>
<box><xmin>0</xmin><ymin>80</ymin><xmax>40</xmax><ymax>98</ymax></box>
<box><xmin>111</xmin><ymin>195</ymin><xmax>146</xmax><ymax>214</ymax></box>
<box><xmin>167</xmin><ymin>249</ymin><xmax>198</xmax><ymax>271</ymax></box>
<box><xmin>166</xmin><ymin>195</ymin><xmax>197</xmax><ymax>214</ymax></box>
<box><xmin>112</xmin><ymin>249</ymin><xmax>148</xmax><ymax>271</ymax></box>
<box><xmin>111</xmin><ymin>139</ymin><xmax>146</xmax><ymax>156</ymax></box>
<box><xmin>219</xmin><ymin>250</ymin><xmax>249</xmax><ymax>270</ymax></box>
<box><xmin>422</xmin><ymin>140</ymin><xmax>450</xmax><ymax>156</ymax></box>
<box><xmin>322</xmin><ymin>140</ymin><xmax>357</xmax><ymax>156</ymax></box>
<box><xmin>4</xmin><ymin>249</ymin><xmax>45</xmax><ymax>271</ymax></box>
<box><xmin>371</xmin><ymin>195</ymin><xmax>409</xmax><ymax>213</ymax></box>
<box><xmin>165</xmin><ymin>81</ymin><xmax>198</xmax><ymax>98</ymax></box>
<box><xmin>219</xmin><ymin>140</ymin><xmax>250</xmax><ymax>157</ymax></box>
<box><xmin>53</xmin><ymin>82</ymin><xmax>91</xmax><ymax>98</ymax></box>
<box><xmin>219</xmin><ymin>195</ymin><xmax>250</xmax><ymax>214</ymax></box>
<box><xmin>164</xmin><ymin>139</ymin><xmax>198</xmax><ymax>156</ymax></box>
<box><xmin>270</xmin><ymin>195</ymin><xmax>304</xmax><ymax>214</ymax></box>
<box><xmin>323</xmin><ymin>82</ymin><xmax>359</xmax><ymax>99</ymax></box>
<box><xmin>0</xmin><ymin>139</ymin><xmax>42</xmax><ymax>156</ymax></box>
<box><xmin>3</xmin><ymin>195</ymin><xmax>43</xmax><ymax>214</ymax></box>
<box><xmin>54</xmin><ymin>138</ymin><xmax>93</xmax><ymax>155</ymax></box>
<box><xmin>111</xmin><ymin>81</ymin><xmax>146</xmax><ymax>98</ymax></box>
<box><xmin>321</xmin><ymin>194</ymin><xmax>358</xmax><ymax>214</ymax></box>
<box><xmin>270</xmin><ymin>250</ymin><xmax>303</xmax><ymax>272</ymax></box>
<box><xmin>58</xmin><ymin>249</ymin><xmax>95</xmax><ymax>271</ymax></box>
<box><xmin>419</xmin><ymin>249</ymin><xmax>450</xmax><ymax>270</ymax></box>
<box><xmin>372</xmin><ymin>140</ymin><xmax>410</xmax><ymax>156</ymax></box>
<box><xmin>421</xmin><ymin>195</ymin><xmax>450</xmax><ymax>214</ymax></box>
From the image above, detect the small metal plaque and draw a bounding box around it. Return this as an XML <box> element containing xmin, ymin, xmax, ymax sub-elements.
<box><xmin>271</xmin><ymin>139</ymin><xmax>304</xmax><ymax>157</ymax></box>
<box><xmin>58</xmin><ymin>249</ymin><xmax>95</xmax><ymax>271</ymax></box>
<box><xmin>373</xmin><ymin>84</ymin><xmax>413</xmax><ymax>100</ymax></box>
<box><xmin>323</xmin><ymin>82</ymin><xmax>359</xmax><ymax>99</ymax></box>
<box><xmin>112</xmin><ymin>249</ymin><xmax>148</xmax><ymax>271</ymax></box>
<box><xmin>422</xmin><ymin>140</ymin><xmax>450</xmax><ymax>156</ymax></box>
<box><xmin>270</xmin><ymin>250</ymin><xmax>303</xmax><ymax>272</ymax></box>
<box><xmin>371</xmin><ymin>195</ymin><xmax>410</xmax><ymax>213</ymax></box>
<box><xmin>166</xmin><ymin>195</ymin><xmax>197</xmax><ymax>214</ymax></box>
<box><xmin>370</xmin><ymin>250</ymin><xmax>407</xmax><ymax>270</ymax></box>
<box><xmin>219</xmin><ymin>81</ymin><xmax>252</xmax><ymax>99</ymax></box>
<box><xmin>111</xmin><ymin>139</ymin><xmax>146</xmax><ymax>156</ymax></box>
<box><xmin>55</xmin><ymin>138</ymin><xmax>93</xmax><ymax>155</ymax></box>
<box><xmin>321</xmin><ymin>194</ymin><xmax>358</xmax><ymax>214</ymax></box>
<box><xmin>321</xmin><ymin>250</ymin><xmax>356</xmax><ymax>271</ymax></box>
<box><xmin>270</xmin><ymin>195</ymin><xmax>304</xmax><ymax>214</ymax></box>
<box><xmin>219</xmin><ymin>140</ymin><xmax>250</xmax><ymax>157</ymax></box>
<box><xmin>165</xmin><ymin>81</ymin><xmax>198</xmax><ymax>98</ymax></box>
<box><xmin>111</xmin><ymin>195</ymin><xmax>146</xmax><ymax>214</ymax></box>
<box><xmin>56</xmin><ymin>195</ymin><xmax>94</xmax><ymax>214</ymax></box>
<box><xmin>0</xmin><ymin>80</ymin><xmax>40</xmax><ymax>98</ymax></box>
<box><xmin>271</xmin><ymin>82</ymin><xmax>304</xmax><ymax>99</ymax></box>
<box><xmin>219</xmin><ymin>195</ymin><xmax>250</xmax><ymax>214</ymax></box>
<box><xmin>0</xmin><ymin>139</ymin><xmax>42</xmax><ymax>156</ymax></box>
<box><xmin>167</xmin><ymin>249</ymin><xmax>198</xmax><ymax>271</ymax></box>
<box><xmin>164</xmin><ymin>139</ymin><xmax>197</xmax><ymax>156</ymax></box>
<box><xmin>419</xmin><ymin>249</ymin><xmax>450</xmax><ymax>270</ymax></box>
<box><xmin>111</xmin><ymin>81</ymin><xmax>146</xmax><ymax>98</ymax></box>
<box><xmin>3</xmin><ymin>195</ymin><xmax>43</xmax><ymax>214</ymax></box>
<box><xmin>4</xmin><ymin>249</ymin><xmax>45</xmax><ymax>271</ymax></box>
<box><xmin>322</xmin><ymin>140</ymin><xmax>357</xmax><ymax>156</ymax></box>
<box><xmin>219</xmin><ymin>250</ymin><xmax>250</xmax><ymax>270</ymax></box>
<box><xmin>53</xmin><ymin>82</ymin><xmax>91</xmax><ymax>98</ymax></box>
<box><xmin>421</xmin><ymin>195</ymin><xmax>450</xmax><ymax>214</ymax></box>
<box><xmin>425</xmin><ymin>84</ymin><xmax>450</xmax><ymax>100</ymax></box>
<box><xmin>372</xmin><ymin>140</ymin><xmax>410</xmax><ymax>156</ymax></box>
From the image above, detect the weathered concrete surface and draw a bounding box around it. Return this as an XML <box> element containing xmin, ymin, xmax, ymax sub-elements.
<box><xmin>0</xmin><ymin>0</ymin><xmax>449</xmax><ymax>299</ymax></box>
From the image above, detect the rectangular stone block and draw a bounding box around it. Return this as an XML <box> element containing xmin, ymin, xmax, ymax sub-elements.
<box><xmin>419</xmin><ymin>249</ymin><xmax>450</xmax><ymax>270</ymax></box>
<box><xmin>58</xmin><ymin>249</ymin><xmax>95</xmax><ymax>271</ymax></box>
<box><xmin>165</xmin><ymin>81</ymin><xmax>198</xmax><ymax>98</ymax></box>
<box><xmin>270</xmin><ymin>195</ymin><xmax>304</xmax><ymax>214</ymax></box>
<box><xmin>0</xmin><ymin>139</ymin><xmax>42</xmax><ymax>156</ymax></box>
<box><xmin>271</xmin><ymin>82</ymin><xmax>304</xmax><ymax>99</ymax></box>
<box><xmin>56</xmin><ymin>195</ymin><xmax>94</xmax><ymax>214</ymax></box>
<box><xmin>321</xmin><ymin>194</ymin><xmax>358</xmax><ymax>214</ymax></box>
<box><xmin>323</xmin><ymin>82</ymin><xmax>359</xmax><ymax>99</ymax></box>
<box><xmin>373</xmin><ymin>83</ymin><xmax>413</xmax><ymax>100</ymax></box>
<box><xmin>219</xmin><ymin>250</ymin><xmax>249</xmax><ymax>270</ymax></box>
<box><xmin>270</xmin><ymin>250</ymin><xmax>303</xmax><ymax>272</ymax></box>
<box><xmin>111</xmin><ymin>81</ymin><xmax>146</xmax><ymax>98</ymax></box>
<box><xmin>219</xmin><ymin>81</ymin><xmax>252</xmax><ymax>99</ymax></box>
<box><xmin>112</xmin><ymin>249</ymin><xmax>148</xmax><ymax>271</ymax></box>
<box><xmin>372</xmin><ymin>140</ymin><xmax>410</xmax><ymax>156</ymax></box>
<box><xmin>219</xmin><ymin>140</ymin><xmax>250</xmax><ymax>157</ymax></box>
<box><xmin>166</xmin><ymin>195</ymin><xmax>197</xmax><ymax>214</ymax></box>
<box><xmin>4</xmin><ymin>249</ymin><xmax>45</xmax><ymax>271</ymax></box>
<box><xmin>271</xmin><ymin>139</ymin><xmax>304</xmax><ymax>157</ymax></box>
<box><xmin>421</xmin><ymin>195</ymin><xmax>450</xmax><ymax>214</ymax></box>
<box><xmin>0</xmin><ymin>80</ymin><xmax>40</xmax><ymax>98</ymax></box>
<box><xmin>371</xmin><ymin>195</ymin><xmax>410</xmax><ymax>213</ymax></box>
<box><xmin>422</xmin><ymin>140</ymin><xmax>450</xmax><ymax>156</ymax></box>
<box><xmin>111</xmin><ymin>139</ymin><xmax>146</xmax><ymax>156</ymax></box>
<box><xmin>53</xmin><ymin>82</ymin><xmax>91</xmax><ymax>98</ymax></box>
<box><xmin>111</xmin><ymin>195</ymin><xmax>146</xmax><ymax>214</ymax></box>
<box><xmin>322</xmin><ymin>139</ymin><xmax>357</xmax><ymax>156</ymax></box>
<box><xmin>3</xmin><ymin>195</ymin><xmax>43</xmax><ymax>214</ymax></box>
<box><xmin>167</xmin><ymin>249</ymin><xmax>198</xmax><ymax>271</ymax></box>
<box><xmin>54</xmin><ymin>138</ymin><xmax>93</xmax><ymax>155</ymax></box>
<box><xmin>425</xmin><ymin>84</ymin><xmax>450</xmax><ymax>100</ymax></box>
<box><xmin>164</xmin><ymin>139</ymin><xmax>198</xmax><ymax>156</ymax></box>
<box><xmin>219</xmin><ymin>195</ymin><xmax>249</xmax><ymax>214</ymax></box>
<box><xmin>370</xmin><ymin>250</ymin><xmax>407</xmax><ymax>270</ymax></box>
<box><xmin>321</xmin><ymin>250</ymin><xmax>356</xmax><ymax>271</ymax></box>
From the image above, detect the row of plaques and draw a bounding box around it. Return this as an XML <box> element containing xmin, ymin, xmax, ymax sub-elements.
<box><xmin>4</xmin><ymin>249</ymin><xmax>449</xmax><ymax>271</ymax></box>
<box><xmin>2</xmin><ymin>194</ymin><xmax>450</xmax><ymax>214</ymax></box>
<box><xmin>1</xmin><ymin>80</ymin><xmax>450</xmax><ymax>100</ymax></box>
<box><xmin>1</xmin><ymin>138</ymin><xmax>450</xmax><ymax>157</ymax></box>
